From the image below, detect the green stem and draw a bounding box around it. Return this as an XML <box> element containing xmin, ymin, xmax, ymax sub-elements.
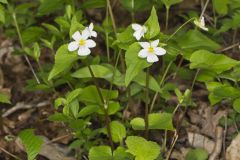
<box><xmin>150</xmin><ymin>61</ymin><xmax>173</xmax><ymax>112</ymax></box>
<box><xmin>131</xmin><ymin>0</ymin><xmax>135</xmax><ymax>22</ymax></box>
<box><xmin>165</xmin><ymin>6</ymin><xmax>169</xmax><ymax>31</ymax></box>
<box><xmin>106</xmin><ymin>49</ymin><xmax>121</xmax><ymax>105</ymax></box>
<box><xmin>200</xmin><ymin>0</ymin><xmax>210</xmax><ymax>18</ymax></box>
<box><xmin>85</xmin><ymin>61</ymin><xmax>114</xmax><ymax>150</ymax></box>
<box><xmin>144</xmin><ymin>68</ymin><xmax>150</xmax><ymax>139</ymax></box>
<box><xmin>166</xmin><ymin>18</ymin><xmax>195</xmax><ymax>42</ymax></box>
<box><xmin>106</xmin><ymin>0</ymin><xmax>117</xmax><ymax>35</ymax></box>
<box><xmin>191</xmin><ymin>69</ymin><xmax>200</xmax><ymax>92</ymax></box>
<box><xmin>12</xmin><ymin>12</ymin><xmax>40</xmax><ymax>84</ymax></box>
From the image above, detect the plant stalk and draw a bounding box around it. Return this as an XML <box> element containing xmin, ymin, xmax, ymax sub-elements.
<box><xmin>165</xmin><ymin>6</ymin><xmax>170</xmax><ymax>30</ymax></box>
<box><xmin>150</xmin><ymin>61</ymin><xmax>173</xmax><ymax>112</ymax></box>
<box><xmin>86</xmin><ymin>62</ymin><xmax>114</xmax><ymax>150</ymax></box>
<box><xmin>12</xmin><ymin>12</ymin><xmax>40</xmax><ymax>84</ymax></box>
<box><xmin>144</xmin><ymin>68</ymin><xmax>150</xmax><ymax>139</ymax></box>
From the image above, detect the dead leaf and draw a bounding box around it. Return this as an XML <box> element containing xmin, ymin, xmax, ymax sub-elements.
<box><xmin>226</xmin><ymin>134</ymin><xmax>240</xmax><ymax>160</ymax></box>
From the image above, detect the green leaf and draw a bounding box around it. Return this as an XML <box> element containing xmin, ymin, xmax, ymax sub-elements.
<box><xmin>48</xmin><ymin>113</ymin><xmax>69</xmax><ymax>122</ymax></box>
<box><xmin>38</xmin><ymin>0</ymin><xmax>64</xmax><ymax>16</ymax></box>
<box><xmin>72</xmin><ymin>65</ymin><xmax>113</xmax><ymax>79</ymax></box>
<box><xmin>190</xmin><ymin>50</ymin><xmax>238</xmax><ymax>74</ymax></box>
<box><xmin>33</xmin><ymin>43</ymin><xmax>40</xmax><ymax>61</ymax></box>
<box><xmin>42</xmin><ymin>23</ymin><xmax>61</xmax><ymax>38</ymax></box>
<box><xmin>78</xmin><ymin>85</ymin><xmax>118</xmax><ymax>104</ymax></box>
<box><xmin>0</xmin><ymin>0</ymin><xmax>8</xmax><ymax>4</ymax></box>
<box><xmin>22</xmin><ymin>27</ymin><xmax>45</xmax><ymax>45</ymax></box>
<box><xmin>130</xmin><ymin>113</ymin><xmax>174</xmax><ymax>131</ymax></box>
<box><xmin>97</xmin><ymin>101</ymin><xmax>120</xmax><ymax>115</ymax></box>
<box><xmin>0</xmin><ymin>92</ymin><xmax>10</xmax><ymax>104</ymax></box>
<box><xmin>89</xmin><ymin>146</ymin><xmax>112</xmax><ymax>160</ymax></box>
<box><xmin>66</xmin><ymin>88</ymin><xmax>82</xmax><ymax>103</ymax></box>
<box><xmin>78</xmin><ymin>105</ymin><xmax>98</xmax><ymax>117</ymax></box>
<box><xmin>0</xmin><ymin>4</ymin><xmax>5</xmax><ymax>23</ymax></box>
<box><xmin>109</xmin><ymin>121</ymin><xmax>126</xmax><ymax>143</ymax></box>
<box><xmin>72</xmin><ymin>64</ymin><xmax>124</xmax><ymax>86</ymax></box>
<box><xmin>48</xmin><ymin>44</ymin><xmax>78</xmax><ymax>80</ymax></box>
<box><xmin>144</xmin><ymin>7</ymin><xmax>160</xmax><ymax>39</ymax></box>
<box><xmin>133</xmin><ymin>71</ymin><xmax>161</xmax><ymax>92</ymax></box>
<box><xmin>69</xmin><ymin>15</ymin><xmax>85</xmax><ymax>38</ymax></box>
<box><xmin>125</xmin><ymin>43</ymin><xmax>151</xmax><ymax>86</ymax></box>
<box><xmin>233</xmin><ymin>98</ymin><xmax>240</xmax><ymax>113</ymax></box>
<box><xmin>177</xmin><ymin>30</ymin><xmax>221</xmax><ymax>52</ymax></box>
<box><xmin>18</xmin><ymin>129</ymin><xmax>43</xmax><ymax>160</ymax></box>
<box><xmin>113</xmin><ymin>147</ymin><xmax>133</xmax><ymax>160</ymax></box>
<box><xmin>126</xmin><ymin>136</ymin><xmax>160</xmax><ymax>160</ymax></box>
<box><xmin>81</xmin><ymin>0</ymin><xmax>106</xmax><ymax>9</ymax></box>
<box><xmin>115</xmin><ymin>26</ymin><xmax>135</xmax><ymax>50</ymax></box>
<box><xmin>161</xmin><ymin>0</ymin><xmax>182</xmax><ymax>8</ymax></box>
<box><xmin>120</xmin><ymin>0</ymin><xmax>151</xmax><ymax>12</ymax></box>
<box><xmin>212</xmin><ymin>0</ymin><xmax>229</xmax><ymax>15</ymax></box>
<box><xmin>186</xmin><ymin>148</ymin><xmax>208</xmax><ymax>160</ymax></box>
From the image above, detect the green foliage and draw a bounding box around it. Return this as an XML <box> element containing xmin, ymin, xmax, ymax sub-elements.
<box><xmin>22</xmin><ymin>27</ymin><xmax>45</xmax><ymax>45</ymax></box>
<box><xmin>126</xmin><ymin>136</ymin><xmax>160</xmax><ymax>160</ymax></box>
<box><xmin>144</xmin><ymin>7</ymin><xmax>160</xmax><ymax>39</ymax></box>
<box><xmin>186</xmin><ymin>148</ymin><xmax>208</xmax><ymax>160</ymax></box>
<box><xmin>81</xmin><ymin>0</ymin><xmax>106</xmax><ymax>9</ymax></box>
<box><xmin>161</xmin><ymin>0</ymin><xmax>182</xmax><ymax>8</ymax></box>
<box><xmin>212</xmin><ymin>0</ymin><xmax>229</xmax><ymax>15</ymax></box>
<box><xmin>125</xmin><ymin>43</ymin><xmax>151</xmax><ymax>86</ymax></box>
<box><xmin>233</xmin><ymin>98</ymin><xmax>240</xmax><ymax>113</ymax></box>
<box><xmin>109</xmin><ymin>121</ymin><xmax>126</xmax><ymax>143</ymax></box>
<box><xmin>190</xmin><ymin>50</ymin><xmax>238</xmax><ymax>74</ymax></box>
<box><xmin>0</xmin><ymin>92</ymin><xmax>10</xmax><ymax>104</ymax></box>
<box><xmin>18</xmin><ymin>129</ymin><xmax>43</xmax><ymax>160</ymax></box>
<box><xmin>0</xmin><ymin>4</ymin><xmax>5</xmax><ymax>23</ymax></box>
<box><xmin>89</xmin><ymin>146</ymin><xmax>132</xmax><ymax>160</ymax></box>
<box><xmin>0</xmin><ymin>0</ymin><xmax>8</xmax><ymax>4</ymax></box>
<box><xmin>48</xmin><ymin>44</ymin><xmax>79</xmax><ymax>80</ymax></box>
<box><xmin>130</xmin><ymin>113</ymin><xmax>174</xmax><ymax>130</ymax></box>
<box><xmin>38</xmin><ymin>0</ymin><xmax>64</xmax><ymax>16</ymax></box>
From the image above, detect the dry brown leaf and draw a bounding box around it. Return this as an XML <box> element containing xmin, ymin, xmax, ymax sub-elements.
<box><xmin>226</xmin><ymin>134</ymin><xmax>240</xmax><ymax>160</ymax></box>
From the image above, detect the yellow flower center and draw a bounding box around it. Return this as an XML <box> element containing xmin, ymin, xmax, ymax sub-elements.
<box><xmin>148</xmin><ymin>47</ymin><xmax>154</xmax><ymax>53</ymax></box>
<box><xmin>79</xmin><ymin>39</ymin><xmax>86</xmax><ymax>46</ymax></box>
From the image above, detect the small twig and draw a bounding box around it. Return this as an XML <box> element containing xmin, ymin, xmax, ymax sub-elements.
<box><xmin>209</xmin><ymin>127</ymin><xmax>223</xmax><ymax>160</ymax></box>
<box><xmin>166</xmin><ymin>131</ymin><xmax>178</xmax><ymax>160</ymax></box>
<box><xmin>219</xmin><ymin>42</ymin><xmax>240</xmax><ymax>52</ymax></box>
<box><xmin>12</xmin><ymin>12</ymin><xmax>40</xmax><ymax>84</ymax></box>
<box><xmin>0</xmin><ymin>147</ymin><xmax>22</xmax><ymax>160</ymax></box>
<box><xmin>2</xmin><ymin>101</ymin><xmax>50</xmax><ymax>118</ymax></box>
<box><xmin>45</xmin><ymin>134</ymin><xmax>72</xmax><ymax>145</ymax></box>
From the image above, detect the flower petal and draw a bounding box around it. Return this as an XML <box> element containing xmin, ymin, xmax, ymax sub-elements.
<box><xmin>89</xmin><ymin>23</ymin><xmax>94</xmax><ymax>30</ymax></box>
<box><xmin>139</xmin><ymin>42</ymin><xmax>150</xmax><ymax>49</ymax></box>
<box><xmin>155</xmin><ymin>47</ymin><xmax>166</xmax><ymax>56</ymax></box>
<box><xmin>72</xmin><ymin>31</ymin><xmax>81</xmax><ymax>41</ymax></box>
<box><xmin>138</xmin><ymin>49</ymin><xmax>148</xmax><ymax>58</ymax></box>
<box><xmin>82</xmin><ymin>29</ymin><xmax>90</xmax><ymax>40</ymax></box>
<box><xmin>151</xmin><ymin>39</ymin><xmax>159</xmax><ymax>47</ymax></box>
<box><xmin>85</xmin><ymin>39</ymin><xmax>96</xmax><ymax>48</ymax></box>
<box><xmin>78</xmin><ymin>47</ymin><xmax>91</xmax><ymax>56</ymax></box>
<box><xmin>68</xmin><ymin>41</ymin><xmax>79</xmax><ymax>51</ymax></box>
<box><xmin>147</xmin><ymin>54</ymin><xmax>159</xmax><ymax>63</ymax></box>
<box><xmin>132</xmin><ymin>23</ymin><xmax>142</xmax><ymax>31</ymax></box>
<box><xmin>91</xmin><ymin>31</ymin><xmax>97</xmax><ymax>37</ymax></box>
<box><xmin>133</xmin><ymin>31</ymin><xmax>142</xmax><ymax>40</ymax></box>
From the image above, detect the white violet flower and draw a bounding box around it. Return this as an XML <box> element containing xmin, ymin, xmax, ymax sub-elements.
<box><xmin>132</xmin><ymin>23</ymin><xmax>147</xmax><ymax>40</ymax></box>
<box><xmin>68</xmin><ymin>30</ymin><xmax>96</xmax><ymax>56</ymax></box>
<box><xmin>83</xmin><ymin>23</ymin><xmax>97</xmax><ymax>38</ymax></box>
<box><xmin>138</xmin><ymin>40</ymin><xmax>166</xmax><ymax>63</ymax></box>
<box><xmin>194</xmin><ymin>16</ymin><xmax>208</xmax><ymax>31</ymax></box>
